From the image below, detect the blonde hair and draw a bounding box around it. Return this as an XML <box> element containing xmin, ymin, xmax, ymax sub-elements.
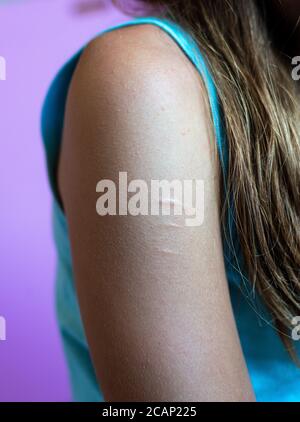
<box><xmin>126</xmin><ymin>0</ymin><xmax>300</xmax><ymax>359</ymax></box>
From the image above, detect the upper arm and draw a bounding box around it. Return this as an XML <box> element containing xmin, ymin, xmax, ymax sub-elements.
<box><xmin>58</xmin><ymin>25</ymin><xmax>255</xmax><ymax>402</ymax></box>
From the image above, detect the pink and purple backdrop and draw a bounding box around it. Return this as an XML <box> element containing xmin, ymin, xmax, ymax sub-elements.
<box><xmin>0</xmin><ymin>0</ymin><xmax>128</xmax><ymax>402</ymax></box>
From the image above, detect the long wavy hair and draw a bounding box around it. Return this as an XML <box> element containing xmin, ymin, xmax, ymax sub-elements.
<box><xmin>118</xmin><ymin>0</ymin><xmax>300</xmax><ymax>360</ymax></box>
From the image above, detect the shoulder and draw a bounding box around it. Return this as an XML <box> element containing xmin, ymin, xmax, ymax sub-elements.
<box><xmin>59</xmin><ymin>22</ymin><xmax>218</xmax><ymax>207</ymax></box>
<box><xmin>60</xmin><ymin>23</ymin><xmax>215</xmax><ymax>175</ymax></box>
<box><xmin>78</xmin><ymin>23</ymin><xmax>201</xmax><ymax>87</ymax></box>
<box><xmin>67</xmin><ymin>23</ymin><xmax>209</xmax><ymax>127</ymax></box>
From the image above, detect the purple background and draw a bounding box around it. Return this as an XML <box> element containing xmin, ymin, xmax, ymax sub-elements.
<box><xmin>0</xmin><ymin>0</ymin><xmax>128</xmax><ymax>402</ymax></box>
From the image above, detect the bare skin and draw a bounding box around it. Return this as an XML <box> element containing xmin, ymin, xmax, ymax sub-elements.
<box><xmin>58</xmin><ymin>24</ymin><xmax>255</xmax><ymax>401</ymax></box>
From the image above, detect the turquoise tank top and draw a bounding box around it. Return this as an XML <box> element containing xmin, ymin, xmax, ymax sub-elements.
<box><xmin>41</xmin><ymin>17</ymin><xmax>300</xmax><ymax>402</ymax></box>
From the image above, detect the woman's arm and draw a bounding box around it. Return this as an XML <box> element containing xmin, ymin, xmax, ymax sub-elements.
<box><xmin>58</xmin><ymin>25</ymin><xmax>255</xmax><ymax>402</ymax></box>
